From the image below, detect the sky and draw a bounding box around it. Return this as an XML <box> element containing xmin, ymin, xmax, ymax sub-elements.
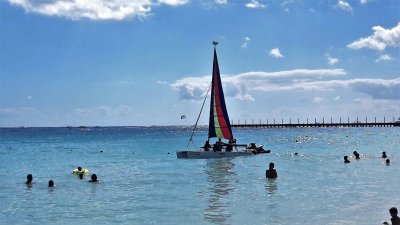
<box><xmin>0</xmin><ymin>0</ymin><xmax>399</xmax><ymax>127</ymax></box>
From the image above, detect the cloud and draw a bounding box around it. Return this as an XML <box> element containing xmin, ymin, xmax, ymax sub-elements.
<box><xmin>335</xmin><ymin>0</ymin><xmax>353</xmax><ymax>13</ymax></box>
<box><xmin>215</xmin><ymin>0</ymin><xmax>228</xmax><ymax>4</ymax></box>
<box><xmin>269</xmin><ymin>48</ymin><xmax>283</xmax><ymax>58</ymax></box>
<box><xmin>245</xmin><ymin>0</ymin><xmax>266</xmax><ymax>9</ymax></box>
<box><xmin>7</xmin><ymin>0</ymin><xmax>189</xmax><ymax>20</ymax></box>
<box><xmin>375</xmin><ymin>54</ymin><xmax>394</xmax><ymax>63</ymax></box>
<box><xmin>241</xmin><ymin>37</ymin><xmax>250</xmax><ymax>48</ymax></box>
<box><xmin>360</xmin><ymin>0</ymin><xmax>368</xmax><ymax>4</ymax></box>
<box><xmin>334</xmin><ymin>96</ymin><xmax>341</xmax><ymax>101</ymax></box>
<box><xmin>171</xmin><ymin>69</ymin><xmax>400</xmax><ymax>101</ymax></box>
<box><xmin>312</xmin><ymin>96</ymin><xmax>326</xmax><ymax>103</ymax></box>
<box><xmin>74</xmin><ymin>105</ymin><xmax>135</xmax><ymax>117</ymax></box>
<box><xmin>347</xmin><ymin>23</ymin><xmax>400</xmax><ymax>51</ymax></box>
<box><xmin>157</xmin><ymin>80</ymin><xmax>168</xmax><ymax>84</ymax></box>
<box><xmin>326</xmin><ymin>54</ymin><xmax>339</xmax><ymax>65</ymax></box>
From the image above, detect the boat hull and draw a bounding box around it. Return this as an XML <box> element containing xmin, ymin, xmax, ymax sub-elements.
<box><xmin>176</xmin><ymin>150</ymin><xmax>254</xmax><ymax>159</ymax></box>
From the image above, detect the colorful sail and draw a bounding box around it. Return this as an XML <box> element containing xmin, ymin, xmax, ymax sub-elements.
<box><xmin>208</xmin><ymin>47</ymin><xmax>233</xmax><ymax>140</ymax></box>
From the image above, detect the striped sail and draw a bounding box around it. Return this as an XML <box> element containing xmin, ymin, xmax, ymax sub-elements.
<box><xmin>208</xmin><ymin>48</ymin><xmax>233</xmax><ymax>140</ymax></box>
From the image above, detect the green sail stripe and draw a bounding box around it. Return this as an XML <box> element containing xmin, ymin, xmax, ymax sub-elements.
<box><xmin>213</xmin><ymin>95</ymin><xmax>223</xmax><ymax>137</ymax></box>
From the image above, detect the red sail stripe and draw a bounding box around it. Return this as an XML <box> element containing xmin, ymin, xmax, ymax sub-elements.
<box><xmin>213</xmin><ymin>75</ymin><xmax>232</xmax><ymax>139</ymax></box>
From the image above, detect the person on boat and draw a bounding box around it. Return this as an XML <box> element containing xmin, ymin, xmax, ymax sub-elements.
<box><xmin>213</xmin><ymin>138</ymin><xmax>223</xmax><ymax>151</ymax></box>
<box><xmin>203</xmin><ymin>140</ymin><xmax>211</xmax><ymax>151</ymax></box>
<box><xmin>389</xmin><ymin>207</ymin><xmax>400</xmax><ymax>225</ymax></box>
<box><xmin>48</xmin><ymin>180</ymin><xmax>54</xmax><ymax>187</ymax></box>
<box><xmin>265</xmin><ymin>162</ymin><xmax>278</xmax><ymax>179</ymax></box>
<box><xmin>386</xmin><ymin>158</ymin><xmax>390</xmax><ymax>165</ymax></box>
<box><xmin>353</xmin><ymin>151</ymin><xmax>360</xmax><ymax>159</ymax></box>
<box><xmin>226</xmin><ymin>139</ymin><xmax>234</xmax><ymax>152</ymax></box>
<box><xmin>89</xmin><ymin>174</ymin><xmax>100</xmax><ymax>183</ymax></box>
<box><xmin>382</xmin><ymin>152</ymin><xmax>387</xmax><ymax>158</ymax></box>
<box><xmin>26</xmin><ymin>174</ymin><xmax>33</xmax><ymax>185</ymax></box>
<box><xmin>344</xmin><ymin>156</ymin><xmax>350</xmax><ymax>163</ymax></box>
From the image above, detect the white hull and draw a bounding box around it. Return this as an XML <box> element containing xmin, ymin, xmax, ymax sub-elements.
<box><xmin>176</xmin><ymin>149</ymin><xmax>254</xmax><ymax>159</ymax></box>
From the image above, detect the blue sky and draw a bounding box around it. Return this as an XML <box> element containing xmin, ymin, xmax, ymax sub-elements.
<box><xmin>0</xmin><ymin>0</ymin><xmax>399</xmax><ymax>127</ymax></box>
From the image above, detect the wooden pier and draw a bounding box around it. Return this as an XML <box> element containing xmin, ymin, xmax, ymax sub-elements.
<box><xmin>231</xmin><ymin>117</ymin><xmax>400</xmax><ymax>128</ymax></box>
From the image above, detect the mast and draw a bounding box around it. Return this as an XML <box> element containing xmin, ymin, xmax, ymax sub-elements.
<box><xmin>208</xmin><ymin>42</ymin><xmax>233</xmax><ymax>140</ymax></box>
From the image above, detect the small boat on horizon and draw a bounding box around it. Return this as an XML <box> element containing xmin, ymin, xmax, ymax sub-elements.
<box><xmin>176</xmin><ymin>42</ymin><xmax>269</xmax><ymax>159</ymax></box>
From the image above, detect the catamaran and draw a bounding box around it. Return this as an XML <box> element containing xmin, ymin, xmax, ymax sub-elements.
<box><xmin>176</xmin><ymin>42</ymin><xmax>269</xmax><ymax>159</ymax></box>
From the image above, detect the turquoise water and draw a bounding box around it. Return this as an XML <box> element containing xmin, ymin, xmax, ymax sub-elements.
<box><xmin>0</xmin><ymin>126</ymin><xmax>399</xmax><ymax>225</ymax></box>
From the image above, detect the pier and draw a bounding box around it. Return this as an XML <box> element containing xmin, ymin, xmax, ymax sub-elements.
<box><xmin>231</xmin><ymin>117</ymin><xmax>400</xmax><ymax>128</ymax></box>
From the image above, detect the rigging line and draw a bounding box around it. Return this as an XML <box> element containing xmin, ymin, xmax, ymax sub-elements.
<box><xmin>187</xmin><ymin>81</ymin><xmax>212</xmax><ymax>148</ymax></box>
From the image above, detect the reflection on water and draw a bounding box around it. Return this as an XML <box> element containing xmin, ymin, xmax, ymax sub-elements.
<box><xmin>203</xmin><ymin>158</ymin><xmax>236</xmax><ymax>225</ymax></box>
<box><xmin>265</xmin><ymin>179</ymin><xmax>278</xmax><ymax>196</ymax></box>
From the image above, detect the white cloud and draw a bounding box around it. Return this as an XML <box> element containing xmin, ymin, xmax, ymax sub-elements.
<box><xmin>157</xmin><ymin>80</ymin><xmax>168</xmax><ymax>84</ymax></box>
<box><xmin>312</xmin><ymin>96</ymin><xmax>326</xmax><ymax>103</ymax></box>
<box><xmin>7</xmin><ymin>0</ymin><xmax>189</xmax><ymax>20</ymax></box>
<box><xmin>215</xmin><ymin>0</ymin><xmax>228</xmax><ymax>4</ymax></box>
<box><xmin>335</xmin><ymin>0</ymin><xmax>353</xmax><ymax>13</ymax></box>
<box><xmin>269</xmin><ymin>48</ymin><xmax>283</xmax><ymax>58</ymax></box>
<box><xmin>241</xmin><ymin>37</ymin><xmax>250</xmax><ymax>48</ymax></box>
<box><xmin>326</xmin><ymin>54</ymin><xmax>339</xmax><ymax>65</ymax></box>
<box><xmin>347</xmin><ymin>23</ymin><xmax>400</xmax><ymax>51</ymax></box>
<box><xmin>375</xmin><ymin>54</ymin><xmax>394</xmax><ymax>63</ymax></box>
<box><xmin>360</xmin><ymin>0</ymin><xmax>368</xmax><ymax>4</ymax></box>
<box><xmin>245</xmin><ymin>0</ymin><xmax>266</xmax><ymax>9</ymax></box>
<box><xmin>171</xmin><ymin>69</ymin><xmax>400</xmax><ymax>101</ymax></box>
<box><xmin>334</xmin><ymin>96</ymin><xmax>341</xmax><ymax>101</ymax></box>
<box><xmin>74</xmin><ymin>105</ymin><xmax>135</xmax><ymax>117</ymax></box>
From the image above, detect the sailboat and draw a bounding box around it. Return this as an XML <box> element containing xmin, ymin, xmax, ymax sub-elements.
<box><xmin>176</xmin><ymin>42</ymin><xmax>269</xmax><ymax>159</ymax></box>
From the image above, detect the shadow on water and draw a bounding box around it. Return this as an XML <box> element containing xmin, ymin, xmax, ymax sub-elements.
<box><xmin>203</xmin><ymin>158</ymin><xmax>236</xmax><ymax>225</ymax></box>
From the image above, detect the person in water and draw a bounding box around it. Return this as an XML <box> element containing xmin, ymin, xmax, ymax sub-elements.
<box><xmin>26</xmin><ymin>174</ymin><xmax>33</xmax><ymax>184</ymax></box>
<box><xmin>353</xmin><ymin>151</ymin><xmax>360</xmax><ymax>159</ymax></box>
<box><xmin>265</xmin><ymin>162</ymin><xmax>278</xmax><ymax>179</ymax></box>
<box><xmin>344</xmin><ymin>156</ymin><xmax>350</xmax><ymax>163</ymax></box>
<box><xmin>389</xmin><ymin>207</ymin><xmax>400</xmax><ymax>225</ymax></box>
<box><xmin>203</xmin><ymin>140</ymin><xmax>211</xmax><ymax>151</ymax></box>
<box><xmin>89</xmin><ymin>174</ymin><xmax>100</xmax><ymax>183</ymax></box>
<box><xmin>79</xmin><ymin>173</ymin><xmax>84</xmax><ymax>179</ymax></box>
<box><xmin>382</xmin><ymin>152</ymin><xmax>387</xmax><ymax>158</ymax></box>
<box><xmin>386</xmin><ymin>158</ymin><xmax>391</xmax><ymax>165</ymax></box>
<box><xmin>48</xmin><ymin>180</ymin><xmax>54</xmax><ymax>187</ymax></box>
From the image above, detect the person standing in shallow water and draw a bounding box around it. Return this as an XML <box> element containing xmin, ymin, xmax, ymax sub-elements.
<box><xmin>26</xmin><ymin>174</ymin><xmax>33</xmax><ymax>184</ymax></box>
<box><xmin>48</xmin><ymin>180</ymin><xmax>54</xmax><ymax>187</ymax></box>
<box><xmin>89</xmin><ymin>174</ymin><xmax>100</xmax><ymax>183</ymax></box>
<box><xmin>353</xmin><ymin>151</ymin><xmax>360</xmax><ymax>159</ymax></box>
<box><xmin>265</xmin><ymin>162</ymin><xmax>278</xmax><ymax>179</ymax></box>
<box><xmin>389</xmin><ymin>207</ymin><xmax>400</xmax><ymax>225</ymax></box>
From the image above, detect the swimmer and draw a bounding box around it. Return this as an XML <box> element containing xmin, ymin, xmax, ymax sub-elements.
<box><xmin>386</xmin><ymin>159</ymin><xmax>390</xmax><ymax>165</ymax></box>
<box><xmin>389</xmin><ymin>207</ymin><xmax>400</xmax><ymax>225</ymax></box>
<box><xmin>265</xmin><ymin>162</ymin><xmax>278</xmax><ymax>179</ymax></box>
<box><xmin>26</xmin><ymin>174</ymin><xmax>33</xmax><ymax>184</ymax></box>
<box><xmin>353</xmin><ymin>151</ymin><xmax>360</xmax><ymax>159</ymax></box>
<box><xmin>89</xmin><ymin>174</ymin><xmax>100</xmax><ymax>183</ymax></box>
<box><xmin>344</xmin><ymin>156</ymin><xmax>350</xmax><ymax>163</ymax></box>
<box><xmin>382</xmin><ymin>152</ymin><xmax>387</xmax><ymax>158</ymax></box>
<box><xmin>48</xmin><ymin>180</ymin><xmax>54</xmax><ymax>187</ymax></box>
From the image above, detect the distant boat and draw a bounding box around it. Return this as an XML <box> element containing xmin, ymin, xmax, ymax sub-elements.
<box><xmin>176</xmin><ymin>42</ymin><xmax>269</xmax><ymax>159</ymax></box>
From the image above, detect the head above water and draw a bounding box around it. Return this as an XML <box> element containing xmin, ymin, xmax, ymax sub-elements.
<box><xmin>91</xmin><ymin>174</ymin><xmax>97</xmax><ymax>181</ymax></box>
<box><xmin>269</xmin><ymin>162</ymin><xmax>275</xmax><ymax>169</ymax></box>
<box><xmin>390</xmin><ymin>207</ymin><xmax>398</xmax><ymax>215</ymax></box>
<box><xmin>48</xmin><ymin>180</ymin><xmax>54</xmax><ymax>187</ymax></box>
<box><xmin>386</xmin><ymin>159</ymin><xmax>390</xmax><ymax>164</ymax></box>
<box><xmin>26</xmin><ymin>174</ymin><xmax>33</xmax><ymax>183</ymax></box>
<box><xmin>78</xmin><ymin>166</ymin><xmax>82</xmax><ymax>171</ymax></box>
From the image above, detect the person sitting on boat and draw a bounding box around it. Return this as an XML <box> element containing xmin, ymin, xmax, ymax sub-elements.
<box><xmin>344</xmin><ymin>156</ymin><xmax>350</xmax><ymax>163</ymax></box>
<box><xmin>226</xmin><ymin>139</ymin><xmax>234</xmax><ymax>152</ymax></box>
<box><xmin>353</xmin><ymin>151</ymin><xmax>360</xmax><ymax>159</ymax></box>
<box><xmin>213</xmin><ymin>138</ymin><xmax>224</xmax><ymax>151</ymax></box>
<box><xmin>265</xmin><ymin>162</ymin><xmax>278</xmax><ymax>179</ymax></box>
<box><xmin>203</xmin><ymin>140</ymin><xmax>211</xmax><ymax>151</ymax></box>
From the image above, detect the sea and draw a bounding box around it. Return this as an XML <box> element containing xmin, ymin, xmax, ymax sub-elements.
<box><xmin>0</xmin><ymin>126</ymin><xmax>399</xmax><ymax>225</ymax></box>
